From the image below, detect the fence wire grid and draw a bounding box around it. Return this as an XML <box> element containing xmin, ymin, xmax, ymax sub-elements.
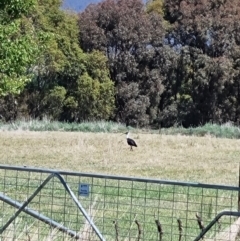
<box><xmin>0</xmin><ymin>165</ymin><xmax>240</xmax><ymax>241</ymax></box>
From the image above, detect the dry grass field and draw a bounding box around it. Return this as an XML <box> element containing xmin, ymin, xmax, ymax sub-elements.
<box><xmin>0</xmin><ymin>130</ymin><xmax>240</xmax><ymax>186</ymax></box>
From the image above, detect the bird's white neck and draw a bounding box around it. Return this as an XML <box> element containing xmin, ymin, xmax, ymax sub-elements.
<box><xmin>126</xmin><ymin>132</ymin><xmax>129</xmax><ymax>138</ymax></box>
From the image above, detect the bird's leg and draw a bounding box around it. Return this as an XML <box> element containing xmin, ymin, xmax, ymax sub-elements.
<box><xmin>130</xmin><ymin>146</ymin><xmax>133</xmax><ymax>151</ymax></box>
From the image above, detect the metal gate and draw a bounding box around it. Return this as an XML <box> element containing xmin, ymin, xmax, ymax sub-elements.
<box><xmin>0</xmin><ymin>165</ymin><xmax>240</xmax><ymax>241</ymax></box>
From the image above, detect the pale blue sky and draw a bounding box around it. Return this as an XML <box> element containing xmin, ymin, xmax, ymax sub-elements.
<box><xmin>62</xmin><ymin>0</ymin><xmax>110</xmax><ymax>12</ymax></box>
<box><xmin>62</xmin><ymin>0</ymin><xmax>147</xmax><ymax>12</ymax></box>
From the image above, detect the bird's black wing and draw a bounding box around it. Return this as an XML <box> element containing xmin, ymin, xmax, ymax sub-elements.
<box><xmin>127</xmin><ymin>138</ymin><xmax>137</xmax><ymax>147</ymax></box>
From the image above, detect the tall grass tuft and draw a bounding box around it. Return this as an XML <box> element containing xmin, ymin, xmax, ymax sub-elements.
<box><xmin>160</xmin><ymin>122</ymin><xmax>240</xmax><ymax>139</ymax></box>
<box><xmin>1</xmin><ymin>119</ymin><xmax>240</xmax><ymax>139</ymax></box>
<box><xmin>0</xmin><ymin>119</ymin><xmax>127</xmax><ymax>133</ymax></box>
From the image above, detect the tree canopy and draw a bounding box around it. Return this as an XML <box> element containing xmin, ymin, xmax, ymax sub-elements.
<box><xmin>0</xmin><ymin>0</ymin><xmax>42</xmax><ymax>96</ymax></box>
<box><xmin>1</xmin><ymin>0</ymin><xmax>240</xmax><ymax>127</ymax></box>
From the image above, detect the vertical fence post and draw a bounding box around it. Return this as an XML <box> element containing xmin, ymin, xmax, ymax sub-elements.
<box><xmin>238</xmin><ymin>163</ymin><xmax>240</xmax><ymax>212</ymax></box>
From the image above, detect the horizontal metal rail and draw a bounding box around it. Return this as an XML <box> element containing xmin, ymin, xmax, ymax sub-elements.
<box><xmin>194</xmin><ymin>211</ymin><xmax>240</xmax><ymax>241</ymax></box>
<box><xmin>0</xmin><ymin>172</ymin><xmax>105</xmax><ymax>241</ymax></box>
<box><xmin>0</xmin><ymin>192</ymin><xmax>79</xmax><ymax>238</ymax></box>
<box><xmin>0</xmin><ymin>164</ymin><xmax>239</xmax><ymax>191</ymax></box>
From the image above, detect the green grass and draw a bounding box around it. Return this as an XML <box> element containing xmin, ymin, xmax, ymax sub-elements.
<box><xmin>1</xmin><ymin>119</ymin><xmax>240</xmax><ymax>139</ymax></box>
<box><xmin>0</xmin><ymin>120</ymin><xmax>240</xmax><ymax>240</ymax></box>
<box><xmin>161</xmin><ymin>122</ymin><xmax>240</xmax><ymax>139</ymax></box>
<box><xmin>0</xmin><ymin>169</ymin><xmax>238</xmax><ymax>241</ymax></box>
<box><xmin>0</xmin><ymin>119</ymin><xmax>128</xmax><ymax>133</ymax></box>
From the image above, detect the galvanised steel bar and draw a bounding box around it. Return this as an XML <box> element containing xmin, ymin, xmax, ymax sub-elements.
<box><xmin>194</xmin><ymin>211</ymin><xmax>240</xmax><ymax>241</ymax></box>
<box><xmin>56</xmin><ymin>173</ymin><xmax>106</xmax><ymax>241</ymax></box>
<box><xmin>0</xmin><ymin>172</ymin><xmax>106</xmax><ymax>241</ymax></box>
<box><xmin>238</xmin><ymin>163</ymin><xmax>240</xmax><ymax>211</ymax></box>
<box><xmin>0</xmin><ymin>192</ymin><xmax>79</xmax><ymax>239</ymax></box>
<box><xmin>0</xmin><ymin>173</ymin><xmax>55</xmax><ymax>234</ymax></box>
<box><xmin>0</xmin><ymin>164</ymin><xmax>239</xmax><ymax>191</ymax></box>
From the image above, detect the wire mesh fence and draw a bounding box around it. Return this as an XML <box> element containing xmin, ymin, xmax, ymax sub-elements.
<box><xmin>0</xmin><ymin>165</ymin><xmax>240</xmax><ymax>241</ymax></box>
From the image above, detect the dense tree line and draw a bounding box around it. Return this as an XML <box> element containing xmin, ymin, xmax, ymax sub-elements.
<box><xmin>1</xmin><ymin>0</ymin><xmax>240</xmax><ymax>128</ymax></box>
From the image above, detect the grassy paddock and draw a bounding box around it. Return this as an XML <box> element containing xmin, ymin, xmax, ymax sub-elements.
<box><xmin>1</xmin><ymin>120</ymin><xmax>240</xmax><ymax>139</ymax></box>
<box><xmin>1</xmin><ymin>121</ymin><xmax>240</xmax><ymax>240</ymax></box>
<box><xmin>0</xmin><ymin>122</ymin><xmax>240</xmax><ymax>185</ymax></box>
<box><xmin>0</xmin><ymin>169</ymin><xmax>238</xmax><ymax>241</ymax></box>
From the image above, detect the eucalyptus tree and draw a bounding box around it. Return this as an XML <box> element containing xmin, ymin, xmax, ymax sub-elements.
<box><xmin>0</xmin><ymin>0</ymin><xmax>50</xmax><ymax>121</ymax></box>
<box><xmin>161</xmin><ymin>0</ymin><xmax>240</xmax><ymax>126</ymax></box>
<box><xmin>22</xmin><ymin>0</ymin><xmax>115</xmax><ymax>121</ymax></box>
<box><xmin>0</xmin><ymin>0</ymin><xmax>42</xmax><ymax>96</ymax></box>
<box><xmin>79</xmin><ymin>0</ymin><xmax>173</xmax><ymax>126</ymax></box>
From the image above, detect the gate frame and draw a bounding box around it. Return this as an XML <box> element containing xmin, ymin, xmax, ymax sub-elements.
<box><xmin>1</xmin><ymin>164</ymin><xmax>240</xmax><ymax>241</ymax></box>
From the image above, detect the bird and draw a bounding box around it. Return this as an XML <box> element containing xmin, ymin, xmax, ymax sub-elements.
<box><xmin>125</xmin><ymin>131</ymin><xmax>137</xmax><ymax>151</ymax></box>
